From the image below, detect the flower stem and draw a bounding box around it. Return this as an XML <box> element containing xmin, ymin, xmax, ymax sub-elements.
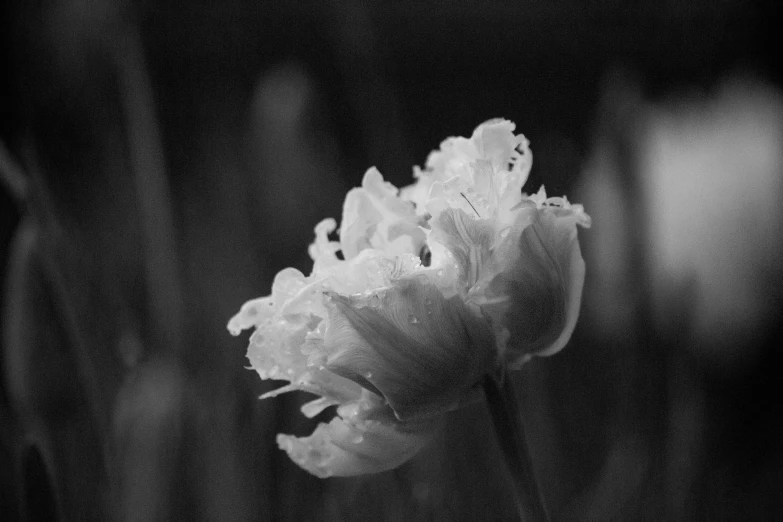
<box><xmin>483</xmin><ymin>373</ymin><xmax>550</xmax><ymax>522</ymax></box>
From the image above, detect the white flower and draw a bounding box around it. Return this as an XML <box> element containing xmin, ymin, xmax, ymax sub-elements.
<box><xmin>228</xmin><ymin>119</ymin><xmax>590</xmax><ymax>477</ymax></box>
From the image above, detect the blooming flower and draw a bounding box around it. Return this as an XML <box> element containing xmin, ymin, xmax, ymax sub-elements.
<box><xmin>228</xmin><ymin>119</ymin><xmax>590</xmax><ymax>477</ymax></box>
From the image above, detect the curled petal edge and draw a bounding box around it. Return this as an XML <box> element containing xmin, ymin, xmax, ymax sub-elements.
<box><xmin>276</xmin><ymin>397</ymin><xmax>438</xmax><ymax>478</ymax></box>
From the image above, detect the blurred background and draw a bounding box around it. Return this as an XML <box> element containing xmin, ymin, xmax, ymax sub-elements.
<box><xmin>1</xmin><ymin>1</ymin><xmax>781</xmax><ymax>520</ymax></box>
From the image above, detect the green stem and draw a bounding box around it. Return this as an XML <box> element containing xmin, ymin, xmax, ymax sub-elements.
<box><xmin>483</xmin><ymin>373</ymin><xmax>550</xmax><ymax>522</ymax></box>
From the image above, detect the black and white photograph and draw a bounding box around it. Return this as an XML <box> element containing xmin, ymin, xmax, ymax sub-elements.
<box><xmin>1</xmin><ymin>1</ymin><xmax>781</xmax><ymax>520</ymax></box>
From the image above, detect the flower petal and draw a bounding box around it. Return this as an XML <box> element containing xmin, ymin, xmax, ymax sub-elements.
<box><xmin>340</xmin><ymin>167</ymin><xmax>424</xmax><ymax>260</ymax></box>
<box><xmin>470</xmin><ymin>197</ymin><xmax>590</xmax><ymax>366</ymax></box>
<box><xmin>429</xmin><ymin>208</ymin><xmax>497</xmax><ymax>291</ymax></box>
<box><xmin>322</xmin><ymin>277</ymin><xmax>496</xmax><ymax>421</ymax></box>
<box><xmin>227</xmin><ymin>267</ymin><xmax>308</xmax><ymax>335</ymax></box>
<box><xmin>473</xmin><ymin>118</ymin><xmax>531</xmax><ymax>180</ymax></box>
<box><xmin>276</xmin><ymin>395</ymin><xmax>438</xmax><ymax>477</ymax></box>
<box><xmin>407</xmin><ymin>119</ymin><xmax>532</xmax><ymax>227</ymax></box>
<box><xmin>241</xmin><ymin>310</ymin><xmax>365</xmax><ymax>405</ymax></box>
<box><xmin>308</xmin><ymin>218</ymin><xmax>342</xmax><ymax>275</ymax></box>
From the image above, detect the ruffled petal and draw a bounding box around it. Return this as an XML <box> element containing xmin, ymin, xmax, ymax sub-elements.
<box><xmin>473</xmin><ymin>118</ymin><xmax>531</xmax><ymax>181</ymax></box>
<box><xmin>229</xmin><ymin>118</ymin><xmax>590</xmax><ymax>478</ymax></box>
<box><xmin>276</xmin><ymin>395</ymin><xmax>438</xmax><ymax>477</ymax></box>
<box><xmin>239</xmin><ymin>306</ymin><xmax>365</xmax><ymax>406</ymax></box>
<box><xmin>408</xmin><ymin>119</ymin><xmax>532</xmax><ymax>227</ymax></box>
<box><xmin>470</xmin><ymin>194</ymin><xmax>590</xmax><ymax>367</ymax></box>
<box><xmin>227</xmin><ymin>267</ymin><xmax>308</xmax><ymax>335</ymax></box>
<box><xmin>340</xmin><ymin>167</ymin><xmax>425</xmax><ymax>260</ymax></box>
<box><xmin>322</xmin><ymin>277</ymin><xmax>496</xmax><ymax>421</ymax></box>
<box><xmin>425</xmin><ymin>174</ymin><xmax>488</xmax><ymax>220</ymax></box>
<box><xmin>308</xmin><ymin>219</ymin><xmax>342</xmax><ymax>276</ymax></box>
<box><xmin>398</xmin><ymin>166</ymin><xmax>431</xmax><ymax>213</ymax></box>
<box><xmin>424</xmin><ymin>135</ymin><xmax>476</xmax><ymax>184</ymax></box>
<box><xmin>227</xmin><ymin>248</ymin><xmax>365</xmax><ymax>406</ymax></box>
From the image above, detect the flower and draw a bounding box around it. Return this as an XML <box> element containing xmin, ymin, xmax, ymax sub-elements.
<box><xmin>228</xmin><ymin>119</ymin><xmax>590</xmax><ymax>477</ymax></box>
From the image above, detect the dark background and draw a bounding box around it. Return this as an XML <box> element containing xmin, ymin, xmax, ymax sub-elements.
<box><xmin>1</xmin><ymin>1</ymin><xmax>781</xmax><ymax>520</ymax></box>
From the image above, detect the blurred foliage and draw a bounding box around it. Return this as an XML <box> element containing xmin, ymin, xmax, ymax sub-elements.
<box><xmin>1</xmin><ymin>0</ymin><xmax>782</xmax><ymax>520</ymax></box>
